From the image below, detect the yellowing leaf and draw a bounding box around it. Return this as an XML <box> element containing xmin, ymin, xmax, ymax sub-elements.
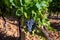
<box><xmin>24</xmin><ymin>12</ymin><xmax>27</xmax><ymax>18</ymax></box>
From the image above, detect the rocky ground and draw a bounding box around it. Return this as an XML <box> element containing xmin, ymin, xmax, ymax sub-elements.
<box><xmin>0</xmin><ymin>17</ymin><xmax>20</xmax><ymax>40</ymax></box>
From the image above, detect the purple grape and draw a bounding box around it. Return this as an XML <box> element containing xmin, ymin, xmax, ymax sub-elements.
<box><xmin>26</xmin><ymin>19</ymin><xmax>34</xmax><ymax>32</ymax></box>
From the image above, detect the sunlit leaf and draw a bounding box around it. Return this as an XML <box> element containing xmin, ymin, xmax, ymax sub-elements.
<box><xmin>24</xmin><ymin>12</ymin><xmax>27</xmax><ymax>18</ymax></box>
<box><xmin>36</xmin><ymin>3</ymin><xmax>42</xmax><ymax>9</ymax></box>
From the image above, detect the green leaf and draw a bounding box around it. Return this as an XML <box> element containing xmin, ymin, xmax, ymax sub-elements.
<box><xmin>36</xmin><ymin>3</ymin><xmax>42</xmax><ymax>10</ymax></box>
<box><xmin>24</xmin><ymin>12</ymin><xmax>27</xmax><ymax>18</ymax></box>
<box><xmin>13</xmin><ymin>0</ymin><xmax>21</xmax><ymax>7</ymax></box>
<box><xmin>10</xmin><ymin>0</ymin><xmax>16</xmax><ymax>7</ymax></box>
<box><xmin>4</xmin><ymin>0</ymin><xmax>11</xmax><ymax>7</ymax></box>
<box><xmin>16</xmin><ymin>9</ymin><xmax>22</xmax><ymax>16</ymax></box>
<box><xmin>24</xmin><ymin>0</ymin><xmax>31</xmax><ymax>4</ymax></box>
<box><xmin>41</xmin><ymin>1</ymin><xmax>47</xmax><ymax>7</ymax></box>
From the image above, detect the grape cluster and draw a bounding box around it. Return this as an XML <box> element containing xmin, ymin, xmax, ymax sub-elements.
<box><xmin>26</xmin><ymin>19</ymin><xmax>35</xmax><ymax>32</ymax></box>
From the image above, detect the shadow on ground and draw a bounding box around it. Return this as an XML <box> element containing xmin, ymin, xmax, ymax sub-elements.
<box><xmin>48</xmin><ymin>14</ymin><xmax>60</xmax><ymax>31</ymax></box>
<box><xmin>50</xmin><ymin>22</ymin><xmax>60</xmax><ymax>31</ymax></box>
<box><xmin>0</xmin><ymin>32</ymin><xmax>20</xmax><ymax>40</ymax></box>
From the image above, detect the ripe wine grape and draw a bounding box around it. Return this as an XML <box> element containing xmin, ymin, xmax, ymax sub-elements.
<box><xmin>26</xmin><ymin>19</ymin><xmax>34</xmax><ymax>32</ymax></box>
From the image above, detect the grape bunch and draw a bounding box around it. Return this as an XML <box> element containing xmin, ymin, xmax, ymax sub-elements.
<box><xmin>26</xmin><ymin>19</ymin><xmax>35</xmax><ymax>32</ymax></box>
